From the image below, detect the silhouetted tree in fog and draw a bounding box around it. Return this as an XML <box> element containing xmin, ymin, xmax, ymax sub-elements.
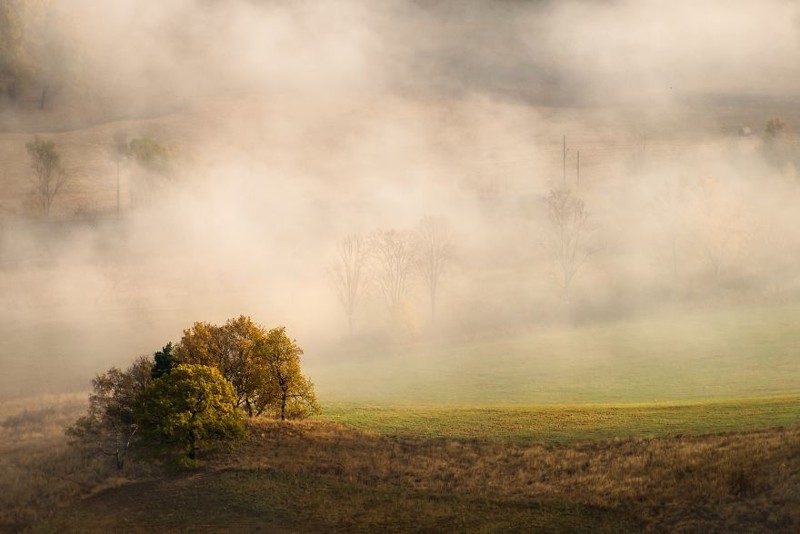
<box><xmin>26</xmin><ymin>136</ymin><xmax>68</xmax><ymax>216</ymax></box>
<box><xmin>370</xmin><ymin>229</ymin><xmax>414</xmax><ymax>317</ymax></box>
<box><xmin>329</xmin><ymin>233</ymin><xmax>369</xmax><ymax>336</ymax></box>
<box><xmin>414</xmin><ymin>216</ymin><xmax>454</xmax><ymax>324</ymax></box>
<box><xmin>762</xmin><ymin>117</ymin><xmax>797</xmax><ymax>169</ymax></box>
<box><xmin>545</xmin><ymin>188</ymin><xmax>593</xmax><ymax>300</ymax></box>
<box><xmin>651</xmin><ymin>177</ymin><xmax>691</xmax><ymax>286</ymax></box>
<box><xmin>692</xmin><ymin>177</ymin><xmax>751</xmax><ymax>286</ymax></box>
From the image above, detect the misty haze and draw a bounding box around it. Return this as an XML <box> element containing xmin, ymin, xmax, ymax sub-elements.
<box><xmin>2</xmin><ymin>1</ymin><xmax>800</xmax><ymax>532</ymax></box>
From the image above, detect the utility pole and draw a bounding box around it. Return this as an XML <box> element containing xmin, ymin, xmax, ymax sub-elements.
<box><xmin>116</xmin><ymin>159</ymin><xmax>120</xmax><ymax>218</ymax></box>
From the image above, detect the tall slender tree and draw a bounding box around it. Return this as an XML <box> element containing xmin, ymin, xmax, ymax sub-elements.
<box><xmin>545</xmin><ymin>188</ymin><xmax>594</xmax><ymax>300</ymax></box>
<box><xmin>370</xmin><ymin>229</ymin><xmax>414</xmax><ymax>316</ymax></box>
<box><xmin>414</xmin><ymin>216</ymin><xmax>454</xmax><ymax>324</ymax></box>
<box><xmin>256</xmin><ymin>327</ymin><xmax>319</xmax><ymax>421</ymax></box>
<box><xmin>26</xmin><ymin>136</ymin><xmax>67</xmax><ymax>216</ymax></box>
<box><xmin>329</xmin><ymin>234</ymin><xmax>368</xmax><ymax>336</ymax></box>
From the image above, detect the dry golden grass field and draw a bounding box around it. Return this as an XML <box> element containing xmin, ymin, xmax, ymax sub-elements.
<box><xmin>1</xmin><ymin>394</ymin><xmax>798</xmax><ymax>533</ymax></box>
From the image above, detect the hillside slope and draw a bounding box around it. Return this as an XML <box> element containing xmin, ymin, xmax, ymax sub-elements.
<box><xmin>40</xmin><ymin>419</ymin><xmax>800</xmax><ymax>533</ymax></box>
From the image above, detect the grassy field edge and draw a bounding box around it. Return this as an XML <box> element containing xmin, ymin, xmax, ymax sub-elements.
<box><xmin>320</xmin><ymin>394</ymin><xmax>800</xmax><ymax>443</ymax></box>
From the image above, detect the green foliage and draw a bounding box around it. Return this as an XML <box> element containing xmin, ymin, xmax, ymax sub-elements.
<box><xmin>110</xmin><ymin>132</ymin><xmax>130</xmax><ymax>162</ymax></box>
<box><xmin>126</xmin><ymin>136</ymin><xmax>174</xmax><ymax>207</ymax></box>
<box><xmin>71</xmin><ymin>340</ymin><xmax>246</xmax><ymax>465</ymax></box>
<box><xmin>71</xmin><ymin>316</ymin><xmax>317</xmax><ymax>468</ymax></box>
<box><xmin>25</xmin><ymin>135</ymin><xmax>67</xmax><ymax>216</ymax></box>
<box><xmin>135</xmin><ymin>364</ymin><xmax>245</xmax><ymax>460</ymax></box>
<box><xmin>151</xmin><ymin>342</ymin><xmax>175</xmax><ymax>380</ymax></box>
<box><xmin>128</xmin><ymin>136</ymin><xmax>173</xmax><ymax>174</ymax></box>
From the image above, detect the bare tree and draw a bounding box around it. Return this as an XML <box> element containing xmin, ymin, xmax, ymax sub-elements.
<box><xmin>370</xmin><ymin>229</ymin><xmax>414</xmax><ymax>316</ymax></box>
<box><xmin>328</xmin><ymin>234</ymin><xmax>369</xmax><ymax>336</ymax></box>
<box><xmin>414</xmin><ymin>216</ymin><xmax>454</xmax><ymax>323</ymax></box>
<box><xmin>693</xmin><ymin>177</ymin><xmax>751</xmax><ymax>286</ymax></box>
<box><xmin>650</xmin><ymin>177</ymin><xmax>691</xmax><ymax>285</ymax></box>
<box><xmin>545</xmin><ymin>188</ymin><xmax>593</xmax><ymax>299</ymax></box>
<box><xmin>26</xmin><ymin>136</ymin><xmax>68</xmax><ymax>216</ymax></box>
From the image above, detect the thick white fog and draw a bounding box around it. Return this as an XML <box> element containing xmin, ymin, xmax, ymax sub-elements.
<box><xmin>1</xmin><ymin>0</ymin><xmax>800</xmax><ymax>398</ymax></box>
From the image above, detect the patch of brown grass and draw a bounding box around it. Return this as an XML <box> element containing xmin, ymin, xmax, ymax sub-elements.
<box><xmin>215</xmin><ymin>419</ymin><xmax>800</xmax><ymax>532</ymax></box>
<box><xmin>0</xmin><ymin>394</ymin><xmax>159</xmax><ymax>532</ymax></box>
<box><xmin>8</xmin><ymin>395</ymin><xmax>800</xmax><ymax>532</ymax></box>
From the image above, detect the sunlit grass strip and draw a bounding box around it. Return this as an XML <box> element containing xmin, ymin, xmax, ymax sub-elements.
<box><xmin>320</xmin><ymin>395</ymin><xmax>800</xmax><ymax>444</ymax></box>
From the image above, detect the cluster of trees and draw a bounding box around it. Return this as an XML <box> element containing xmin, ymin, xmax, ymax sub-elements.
<box><xmin>22</xmin><ymin>133</ymin><xmax>173</xmax><ymax>217</ymax></box>
<box><xmin>69</xmin><ymin>316</ymin><xmax>318</xmax><ymax>466</ymax></box>
<box><xmin>541</xmin><ymin>118</ymin><xmax>798</xmax><ymax>304</ymax></box>
<box><xmin>329</xmin><ymin>189</ymin><xmax>596</xmax><ymax>334</ymax></box>
<box><xmin>329</xmin><ymin>216</ymin><xmax>455</xmax><ymax>334</ymax></box>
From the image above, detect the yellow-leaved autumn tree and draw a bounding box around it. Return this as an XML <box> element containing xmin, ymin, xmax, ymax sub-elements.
<box><xmin>174</xmin><ymin>316</ymin><xmax>318</xmax><ymax>419</ymax></box>
<box><xmin>256</xmin><ymin>326</ymin><xmax>320</xmax><ymax>421</ymax></box>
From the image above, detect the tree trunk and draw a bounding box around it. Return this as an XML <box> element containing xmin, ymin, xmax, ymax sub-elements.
<box><xmin>280</xmin><ymin>393</ymin><xmax>287</xmax><ymax>421</ymax></box>
<box><xmin>188</xmin><ymin>429</ymin><xmax>197</xmax><ymax>459</ymax></box>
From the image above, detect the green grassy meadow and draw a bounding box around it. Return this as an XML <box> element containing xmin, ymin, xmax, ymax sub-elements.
<box><xmin>311</xmin><ymin>303</ymin><xmax>800</xmax><ymax>444</ymax></box>
<box><xmin>322</xmin><ymin>396</ymin><xmax>800</xmax><ymax>443</ymax></box>
<box><xmin>312</xmin><ymin>304</ymin><xmax>800</xmax><ymax>407</ymax></box>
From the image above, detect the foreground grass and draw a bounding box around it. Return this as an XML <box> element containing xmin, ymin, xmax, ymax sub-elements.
<box><xmin>41</xmin><ymin>419</ymin><xmax>800</xmax><ymax>533</ymax></box>
<box><xmin>322</xmin><ymin>395</ymin><xmax>800</xmax><ymax>443</ymax></box>
<box><xmin>43</xmin><ymin>469</ymin><xmax>634</xmax><ymax>533</ymax></box>
<box><xmin>4</xmin><ymin>393</ymin><xmax>800</xmax><ymax>533</ymax></box>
